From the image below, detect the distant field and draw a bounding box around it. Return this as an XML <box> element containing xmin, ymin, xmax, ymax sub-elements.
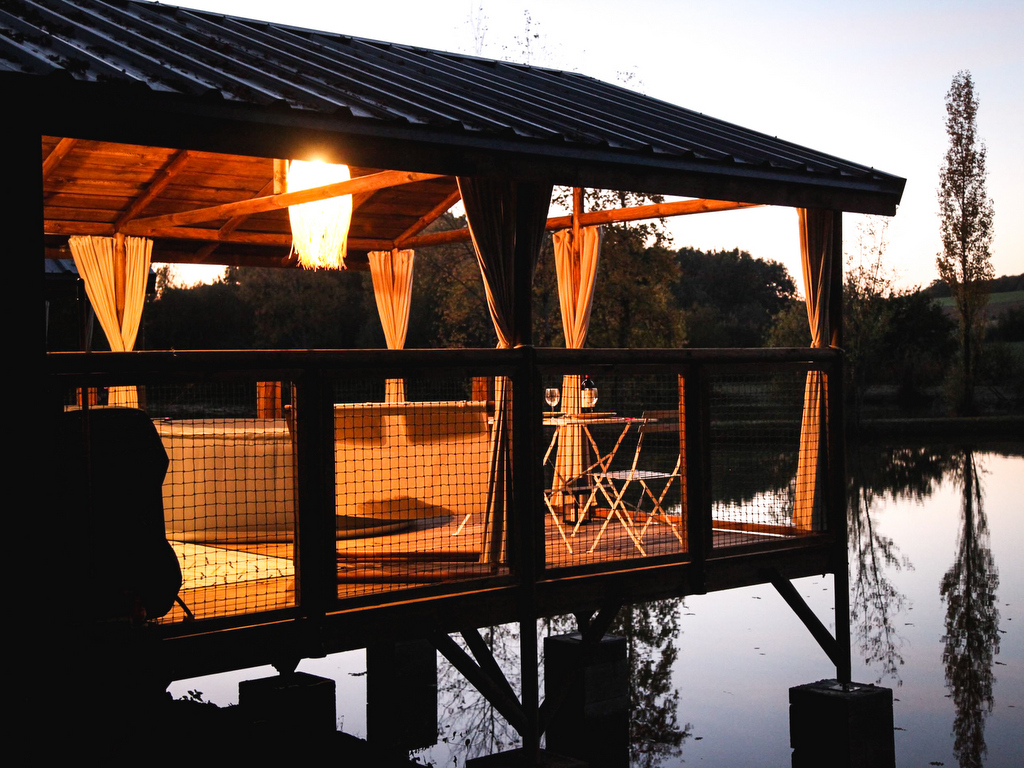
<box><xmin>933</xmin><ymin>291</ymin><xmax>1024</xmax><ymax>321</ymax></box>
<box><xmin>932</xmin><ymin>290</ymin><xmax>1024</xmax><ymax>309</ymax></box>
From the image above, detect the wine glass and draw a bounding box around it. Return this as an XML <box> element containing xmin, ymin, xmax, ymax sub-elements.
<box><xmin>544</xmin><ymin>387</ymin><xmax>560</xmax><ymax>413</ymax></box>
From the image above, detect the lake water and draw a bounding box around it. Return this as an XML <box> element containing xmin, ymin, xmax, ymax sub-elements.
<box><xmin>170</xmin><ymin>442</ymin><xmax>1023</xmax><ymax>767</ymax></box>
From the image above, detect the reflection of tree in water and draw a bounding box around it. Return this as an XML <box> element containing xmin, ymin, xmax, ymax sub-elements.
<box><xmin>848</xmin><ymin>479</ymin><xmax>912</xmax><ymax>684</ymax></box>
<box><xmin>940</xmin><ymin>450</ymin><xmax>1000</xmax><ymax>768</ymax></box>
<box><xmin>611</xmin><ymin>600</ymin><xmax>691</xmax><ymax>768</ymax></box>
<box><xmin>428</xmin><ymin>623</ymin><xmax>523</xmax><ymax>763</ymax></box>
<box><xmin>847</xmin><ymin>445</ymin><xmax>957</xmax><ymax>684</ymax></box>
<box><xmin>427</xmin><ymin>601</ymin><xmax>689</xmax><ymax>766</ymax></box>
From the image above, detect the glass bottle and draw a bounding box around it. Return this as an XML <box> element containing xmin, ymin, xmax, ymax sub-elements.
<box><xmin>580</xmin><ymin>374</ymin><xmax>598</xmax><ymax>411</ymax></box>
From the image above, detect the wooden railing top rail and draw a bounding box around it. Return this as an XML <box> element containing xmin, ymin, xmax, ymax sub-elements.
<box><xmin>45</xmin><ymin>346</ymin><xmax>842</xmax><ymax>376</ymax></box>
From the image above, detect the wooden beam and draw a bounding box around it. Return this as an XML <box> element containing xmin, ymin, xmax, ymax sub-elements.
<box><xmin>394</xmin><ymin>188</ymin><xmax>463</xmax><ymax>247</ymax></box>
<box><xmin>42</xmin><ymin>137</ymin><xmax>77</xmax><ymax>181</ymax></box>
<box><xmin>121</xmin><ymin>170</ymin><xmax>443</xmax><ymax>233</ymax></box>
<box><xmin>546</xmin><ymin>197</ymin><xmax>761</xmax><ymax>229</ymax></box>
<box><xmin>114</xmin><ymin>149</ymin><xmax>192</xmax><ymax>230</ymax></box>
<box><xmin>401</xmin><ymin>198</ymin><xmax>762</xmax><ymax>249</ymax></box>
<box><xmin>45</xmin><ymin>220</ymin><xmax>114</xmax><ymax>237</ymax></box>
<box><xmin>127</xmin><ymin>226</ymin><xmax>293</xmax><ymax>246</ymax></box>
<box><xmin>192</xmin><ymin>178</ymin><xmax>276</xmax><ymax>262</ymax></box>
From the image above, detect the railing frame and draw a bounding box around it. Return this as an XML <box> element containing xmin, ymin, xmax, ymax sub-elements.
<box><xmin>45</xmin><ymin>346</ymin><xmax>843</xmax><ymax>678</ymax></box>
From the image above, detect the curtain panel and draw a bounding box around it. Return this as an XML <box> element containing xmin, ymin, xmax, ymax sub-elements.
<box><xmin>69</xmin><ymin>235</ymin><xmax>153</xmax><ymax>407</ymax></box>
<box><xmin>551</xmin><ymin>226</ymin><xmax>603</xmax><ymax>509</ymax></box>
<box><xmin>368</xmin><ymin>248</ymin><xmax>415</xmax><ymax>403</ymax></box>
<box><xmin>458</xmin><ymin>177</ymin><xmax>553</xmax><ymax>564</ymax></box>
<box><xmin>793</xmin><ymin>209</ymin><xmax>834</xmax><ymax>530</ymax></box>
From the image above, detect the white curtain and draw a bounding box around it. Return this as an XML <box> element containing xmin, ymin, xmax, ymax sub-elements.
<box><xmin>793</xmin><ymin>209</ymin><xmax>834</xmax><ymax>530</ymax></box>
<box><xmin>551</xmin><ymin>226</ymin><xmax>603</xmax><ymax>505</ymax></box>
<box><xmin>368</xmin><ymin>248</ymin><xmax>415</xmax><ymax>403</ymax></box>
<box><xmin>458</xmin><ymin>177</ymin><xmax>553</xmax><ymax>564</ymax></box>
<box><xmin>69</xmin><ymin>235</ymin><xmax>153</xmax><ymax>407</ymax></box>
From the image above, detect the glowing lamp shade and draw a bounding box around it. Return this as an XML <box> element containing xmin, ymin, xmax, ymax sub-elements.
<box><xmin>287</xmin><ymin>160</ymin><xmax>353</xmax><ymax>270</ymax></box>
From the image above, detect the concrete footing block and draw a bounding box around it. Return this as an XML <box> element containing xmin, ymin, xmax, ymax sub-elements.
<box><xmin>238</xmin><ymin>671</ymin><xmax>336</xmax><ymax>735</ymax></box>
<box><xmin>790</xmin><ymin>679</ymin><xmax>895</xmax><ymax>768</ymax></box>
<box><xmin>543</xmin><ymin>633</ymin><xmax>629</xmax><ymax>768</ymax></box>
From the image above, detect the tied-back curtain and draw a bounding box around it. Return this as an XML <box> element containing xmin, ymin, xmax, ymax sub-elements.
<box><xmin>69</xmin><ymin>235</ymin><xmax>153</xmax><ymax>408</ymax></box>
<box><xmin>458</xmin><ymin>177</ymin><xmax>553</xmax><ymax>565</ymax></box>
<box><xmin>794</xmin><ymin>209</ymin><xmax>834</xmax><ymax>530</ymax></box>
<box><xmin>368</xmin><ymin>248</ymin><xmax>415</xmax><ymax>403</ymax></box>
<box><xmin>553</xmin><ymin>226</ymin><xmax>602</xmax><ymax>350</ymax></box>
<box><xmin>458</xmin><ymin>177</ymin><xmax>552</xmax><ymax>349</ymax></box>
<box><xmin>551</xmin><ymin>226</ymin><xmax>603</xmax><ymax>502</ymax></box>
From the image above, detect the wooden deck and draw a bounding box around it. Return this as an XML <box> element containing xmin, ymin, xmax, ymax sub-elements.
<box><xmin>162</xmin><ymin>512</ymin><xmax>789</xmax><ymax>624</ymax></box>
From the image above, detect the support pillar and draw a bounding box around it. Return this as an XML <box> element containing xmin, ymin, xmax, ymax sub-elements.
<box><xmin>367</xmin><ymin>639</ymin><xmax>438</xmax><ymax>753</ymax></box>
<box><xmin>238</xmin><ymin>671</ymin><xmax>336</xmax><ymax>735</ymax></box>
<box><xmin>790</xmin><ymin>679</ymin><xmax>895</xmax><ymax>768</ymax></box>
<box><xmin>543</xmin><ymin>633</ymin><xmax>629</xmax><ymax>767</ymax></box>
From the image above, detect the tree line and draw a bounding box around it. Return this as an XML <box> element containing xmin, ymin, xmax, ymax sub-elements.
<box><xmin>141</xmin><ymin>216</ymin><xmax>798</xmax><ymax>353</ymax></box>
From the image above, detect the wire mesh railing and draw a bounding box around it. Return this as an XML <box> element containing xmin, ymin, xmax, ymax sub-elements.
<box><xmin>539</xmin><ymin>370</ymin><xmax>686</xmax><ymax>569</ymax></box>
<box><xmin>707</xmin><ymin>368</ymin><xmax>828</xmax><ymax>549</ymax></box>
<box><xmin>47</xmin><ymin>348</ymin><xmax>838</xmax><ymax>633</ymax></box>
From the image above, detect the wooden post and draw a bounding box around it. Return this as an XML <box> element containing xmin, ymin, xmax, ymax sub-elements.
<box><xmin>256</xmin><ymin>381</ymin><xmax>283</xmax><ymax>418</ymax></box>
<box><xmin>512</xmin><ymin>347</ymin><xmax>543</xmax><ymax>756</ymax></box>
<box><xmin>572</xmin><ymin>186</ymin><xmax>583</xmax><ymax>244</ymax></box>
<box><xmin>827</xmin><ymin>210</ymin><xmax>851</xmax><ymax>685</ymax></box>
<box><xmin>113</xmin><ymin>232</ymin><xmax>127</xmax><ymax>328</ymax></box>
<box><xmin>273</xmin><ymin>158</ymin><xmax>288</xmax><ymax>195</ymax></box>
<box><xmin>471</xmin><ymin>376</ymin><xmax>493</xmax><ymax>405</ymax></box>
<box><xmin>684</xmin><ymin>364</ymin><xmax>710</xmax><ymax>587</ymax></box>
<box><xmin>292</xmin><ymin>366</ymin><xmax>334</xmax><ymax>617</ymax></box>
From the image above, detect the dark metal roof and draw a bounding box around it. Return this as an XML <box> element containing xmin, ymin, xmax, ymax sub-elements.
<box><xmin>3</xmin><ymin>0</ymin><xmax>905</xmax><ymax>213</ymax></box>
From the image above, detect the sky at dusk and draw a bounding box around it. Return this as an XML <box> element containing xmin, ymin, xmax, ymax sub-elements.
<box><xmin>171</xmin><ymin>0</ymin><xmax>1023</xmax><ymax>292</ymax></box>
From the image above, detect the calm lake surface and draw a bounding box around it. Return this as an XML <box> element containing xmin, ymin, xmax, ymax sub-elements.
<box><xmin>170</xmin><ymin>442</ymin><xmax>1023</xmax><ymax>767</ymax></box>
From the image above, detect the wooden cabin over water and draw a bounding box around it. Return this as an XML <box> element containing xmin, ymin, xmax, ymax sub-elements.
<box><xmin>12</xmin><ymin>0</ymin><xmax>905</xmax><ymax>755</ymax></box>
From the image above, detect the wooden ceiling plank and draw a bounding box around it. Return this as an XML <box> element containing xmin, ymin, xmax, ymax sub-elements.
<box><xmin>395</xmin><ymin>188</ymin><xmax>463</xmax><ymax>247</ymax></box>
<box><xmin>122</xmin><ymin>170</ymin><xmax>444</xmax><ymax>233</ymax></box>
<box><xmin>136</xmin><ymin>226</ymin><xmax>291</xmax><ymax>246</ymax></box>
<box><xmin>115</xmin><ymin>149</ymin><xmax>193</xmax><ymax>230</ymax></box>
<box><xmin>45</xmin><ymin>220</ymin><xmax>115</xmax><ymax>237</ymax></box>
<box><xmin>42</xmin><ymin>138</ymin><xmax>78</xmax><ymax>181</ymax></box>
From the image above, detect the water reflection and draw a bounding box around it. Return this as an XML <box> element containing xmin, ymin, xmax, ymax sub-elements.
<box><xmin>432</xmin><ymin>624</ymin><xmax>522</xmax><ymax>761</ymax></box>
<box><xmin>847</xmin><ymin>444</ymin><xmax>1005</xmax><ymax>768</ymax></box>
<box><xmin>424</xmin><ymin>602</ymin><xmax>689</xmax><ymax>766</ymax></box>
<box><xmin>612</xmin><ymin>601</ymin><xmax>691</xmax><ymax>767</ymax></box>
<box><xmin>847</xmin><ymin>446</ymin><xmax>958</xmax><ymax>683</ymax></box>
<box><xmin>423</xmin><ymin>443</ymin><xmax>1010</xmax><ymax>766</ymax></box>
<box><xmin>940</xmin><ymin>450</ymin><xmax>1000</xmax><ymax>768</ymax></box>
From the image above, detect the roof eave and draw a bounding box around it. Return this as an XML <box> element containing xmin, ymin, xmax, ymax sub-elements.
<box><xmin>13</xmin><ymin>72</ymin><xmax>906</xmax><ymax>215</ymax></box>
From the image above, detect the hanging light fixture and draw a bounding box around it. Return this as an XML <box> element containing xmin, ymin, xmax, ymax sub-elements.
<box><xmin>287</xmin><ymin>159</ymin><xmax>353</xmax><ymax>270</ymax></box>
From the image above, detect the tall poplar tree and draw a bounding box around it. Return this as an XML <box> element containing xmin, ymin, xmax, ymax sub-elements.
<box><xmin>937</xmin><ymin>70</ymin><xmax>994</xmax><ymax>414</ymax></box>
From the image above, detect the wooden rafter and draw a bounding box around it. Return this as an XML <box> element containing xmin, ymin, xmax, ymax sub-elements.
<box><xmin>44</xmin><ymin>194</ymin><xmax>759</xmax><ymax>262</ymax></box>
<box><xmin>546</xmin><ymin>197</ymin><xmax>760</xmax><ymax>229</ymax></box>
<box><xmin>395</xmin><ymin>188</ymin><xmax>463</xmax><ymax>247</ymax></box>
<box><xmin>191</xmin><ymin>177</ymin><xmax>276</xmax><ymax>262</ymax></box>
<box><xmin>121</xmin><ymin>170</ymin><xmax>443</xmax><ymax>234</ymax></box>
<box><xmin>401</xmin><ymin>198</ymin><xmax>761</xmax><ymax>249</ymax></box>
<box><xmin>115</xmin><ymin>149</ymin><xmax>192</xmax><ymax>230</ymax></box>
<box><xmin>42</xmin><ymin>137</ymin><xmax>77</xmax><ymax>181</ymax></box>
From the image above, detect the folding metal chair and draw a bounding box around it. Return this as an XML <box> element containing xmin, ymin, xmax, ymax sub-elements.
<box><xmin>588</xmin><ymin>413</ymin><xmax>684</xmax><ymax>554</ymax></box>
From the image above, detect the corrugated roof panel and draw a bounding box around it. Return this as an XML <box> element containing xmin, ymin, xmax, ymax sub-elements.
<box><xmin>3</xmin><ymin>0</ymin><xmax>905</xmax><ymax>209</ymax></box>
